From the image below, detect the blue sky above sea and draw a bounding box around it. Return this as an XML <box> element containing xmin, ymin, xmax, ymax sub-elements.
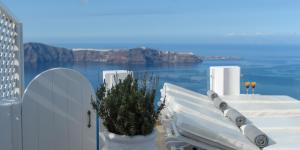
<box><xmin>3</xmin><ymin>0</ymin><xmax>300</xmax><ymax>45</ymax></box>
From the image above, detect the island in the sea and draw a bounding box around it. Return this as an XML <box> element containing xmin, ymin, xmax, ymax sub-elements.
<box><xmin>24</xmin><ymin>43</ymin><xmax>239</xmax><ymax>65</ymax></box>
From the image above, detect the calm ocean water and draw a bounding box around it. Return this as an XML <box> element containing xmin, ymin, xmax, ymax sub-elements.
<box><xmin>25</xmin><ymin>44</ymin><xmax>300</xmax><ymax>100</ymax></box>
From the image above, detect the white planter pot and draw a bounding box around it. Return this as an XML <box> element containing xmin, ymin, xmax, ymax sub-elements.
<box><xmin>101</xmin><ymin>130</ymin><xmax>158</xmax><ymax>150</ymax></box>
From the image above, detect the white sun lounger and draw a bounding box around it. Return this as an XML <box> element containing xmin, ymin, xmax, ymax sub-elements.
<box><xmin>161</xmin><ymin>83</ymin><xmax>300</xmax><ymax>150</ymax></box>
<box><xmin>221</xmin><ymin>94</ymin><xmax>300</xmax><ymax>149</ymax></box>
<box><xmin>161</xmin><ymin>83</ymin><xmax>260</xmax><ymax>150</ymax></box>
<box><xmin>161</xmin><ymin>106</ymin><xmax>260</xmax><ymax>150</ymax></box>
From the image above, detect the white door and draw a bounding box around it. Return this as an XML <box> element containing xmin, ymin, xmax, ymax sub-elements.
<box><xmin>22</xmin><ymin>68</ymin><xmax>97</xmax><ymax>150</ymax></box>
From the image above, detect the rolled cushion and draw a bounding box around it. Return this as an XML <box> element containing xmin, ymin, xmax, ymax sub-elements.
<box><xmin>213</xmin><ymin>97</ymin><xmax>228</xmax><ymax>112</ymax></box>
<box><xmin>241</xmin><ymin>124</ymin><xmax>269</xmax><ymax>148</ymax></box>
<box><xmin>207</xmin><ymin>90</ymin><xmax>218</xmax><ymax>100</ymax></box>
<box><xmin>224</xmin><ymin>108</ymin><xmax>247</xmax><ymax>127</ymax></box>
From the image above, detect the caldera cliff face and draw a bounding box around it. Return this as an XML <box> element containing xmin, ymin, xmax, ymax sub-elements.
<box><xmin>24</xmin><ymin>43</ymin><xmax>203</xmax><ymax>65</ymax></box>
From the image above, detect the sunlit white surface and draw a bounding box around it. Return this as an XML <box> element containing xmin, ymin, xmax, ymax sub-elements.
<box><xmin>161</xmin><ymin>83</ymin><xmax>300</xmax><ymax>150</ymax></box>
<box><xmin>0</xmin><ymin>3</ymin><xmax>23</xmax><ymax>150</ymax></box>
<box><xmin>161</xmin><ymin>83</ymin><xmax>259</xmax><ymax>150</ymax></box>
<box><xmin>22</xmin><ymin>68</ymin><xmax>96</xmax><ymax>150</ymax></box>
<box><xmin>222</xmin><ymin>95</ymin><xmax>300</xmax><ymax>150</ymax></box>
<box><xmin>102</xmin><ymin>70</ymin><xmax>132</xmax><ymax>90</ymax></box>
<box><xmin>209</xmin><ymin>66</ymin><xmax>240</xmax><ymax>96</ymax></box>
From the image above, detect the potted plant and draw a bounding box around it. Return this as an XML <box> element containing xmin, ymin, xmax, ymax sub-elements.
<box><xmin>92</xmin><ymin>73</ymin><xmax>165</xmax><ymax>150</ymax></box>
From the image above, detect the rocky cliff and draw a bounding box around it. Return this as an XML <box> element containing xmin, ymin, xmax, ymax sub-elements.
<box><xmin>24</xmin><ymin>43</ymin><xmax>203</xmax><ymax>65</ymax></box>
<box><xmin>24</xmin><ymin>43</ymin><xmax>74</xmax><ymax>64</ymax></box>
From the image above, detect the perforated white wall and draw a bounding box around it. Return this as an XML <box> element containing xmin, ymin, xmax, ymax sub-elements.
<box><xmin>0</xmin><ymin>3</ymin><xmax>23</xmax><ymax>150</ymax></box>
<box><xmin>0</xmin><ymin>4</ymin><xmax>23</xmax><ymax>102</ymax></box>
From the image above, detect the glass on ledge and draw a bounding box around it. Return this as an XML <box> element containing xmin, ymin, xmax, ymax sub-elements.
<box><xmin>251</xmin><ymin>82</ymin><xmax>256</xmax><ymax>95</ymax></box>
<box><xmin>245</xmin><ymin>81</ymin><xmax>250</xmax><ymax>95</ymax></box>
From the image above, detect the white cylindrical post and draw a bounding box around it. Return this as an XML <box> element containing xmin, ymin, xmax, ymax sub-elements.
<box><xmin>209</xmin><ymin>66</ymin><xmax>240</xmax><ymax>96</ymax></box>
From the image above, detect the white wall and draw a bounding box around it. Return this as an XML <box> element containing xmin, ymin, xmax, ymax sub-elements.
<box><xmin>102</xmin><ymin>70</ymin><xmax>132</xmax><ymax>90</ymax></box>
<box><xmin>0</xmin><ymin>4</ymin><xmax>23</xmax><ymax>150</ymax></box>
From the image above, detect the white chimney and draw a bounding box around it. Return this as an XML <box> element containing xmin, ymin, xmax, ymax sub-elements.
<box><xmin>209</xmin><ymin>66</ymin><xmax>240</xmax><ymax>96</ymax></box>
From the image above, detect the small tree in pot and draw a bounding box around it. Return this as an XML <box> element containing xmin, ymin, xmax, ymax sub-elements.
<box><xmin>92</xmin><ymin>73</ymin><xmax>165</xmax><ymax>150</ymax></box>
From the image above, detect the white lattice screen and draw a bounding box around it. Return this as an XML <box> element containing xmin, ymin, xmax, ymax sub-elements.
<box><xmin>0</xmin><ymin>5</ymin><xmax>23</xmax><ymax>102</ymax></box>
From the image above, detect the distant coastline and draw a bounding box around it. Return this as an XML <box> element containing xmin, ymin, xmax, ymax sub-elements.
<box><xmin>24</xmin><ymin>42</ymin><xmax>239</xmax><ymax>65</ymax></box>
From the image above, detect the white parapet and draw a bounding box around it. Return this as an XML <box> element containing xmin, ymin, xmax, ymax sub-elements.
<box><xmin>0</xmin><ymin>100</ymin><xmax>22</xmax><ymax>150</ymax></box>
<box><xmin>209</xmin><ymin>66</ymin><xmax>240</xmax><ymax>96</ymax></box>
<box><xmin>0</xmin><ymin>3</ymin><xmax>23</xmax><ymax>150</ymax></box>
<box><xmin>102</xmin><ymin>70</ymin><xmax>132</xmax><ymax>90</ymax></box>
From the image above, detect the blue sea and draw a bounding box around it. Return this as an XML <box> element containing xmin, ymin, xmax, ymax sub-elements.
<box><xmin>25</xmin><ymin>44</ymin><xmax>300</xmax><ymax>100</ymax></box>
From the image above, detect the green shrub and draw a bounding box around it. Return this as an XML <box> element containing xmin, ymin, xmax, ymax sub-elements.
<box><xmin>92</xmin><ymin>73</ymin><xmax>165</xmax><ymax>136</ymax></box>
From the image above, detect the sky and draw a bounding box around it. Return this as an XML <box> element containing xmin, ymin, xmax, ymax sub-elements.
<box><xmin>2</xmin><ymin>0</ymin><xmax>300</xmax><ymax>45</ymax></box>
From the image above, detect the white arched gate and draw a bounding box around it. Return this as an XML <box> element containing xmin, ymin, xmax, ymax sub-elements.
<box><xmin>22</xmin><ymin>68</ymin><xmax>97</xmax><ymax>150</ymax></box>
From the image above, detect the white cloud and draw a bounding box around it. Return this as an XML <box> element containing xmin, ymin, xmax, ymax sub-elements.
<box><xmin>225</xmin><ymin>32</ymin><xmax>300</xmax><ymax>38</ymax></box>
<box><xmin>225</xmin><ymin>32</ymin><xmax>273</xmax><ymax>37</ymax></box>
<box><xmin>88</xmin><ymin>10</ymin><xmax>176</xmax><ymax>17</ymax></box>
<box><xmin>254</xmin><ymin>32</ymin><xmax>272</xmax><ymax>36</ymax></box>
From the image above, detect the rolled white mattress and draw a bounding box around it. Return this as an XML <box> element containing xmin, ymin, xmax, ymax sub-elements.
<box><xmin>241</xmin><ymin>124</ymin><xmax>269</xmax><ymax>148</ymax></box>
<box><xmin>213</xmin><ymin>97</ymin><xmax>228</xmax><ymax>112</ymax></box>
<box><xmin>207</xmin><ymin>90</ymin><xmax>218</xmax><ymax>100</ymax></box>
<box><xmin>224</xmin><ymin>108</ymin><xmax>247</xmax><ymax>127</ymax></box>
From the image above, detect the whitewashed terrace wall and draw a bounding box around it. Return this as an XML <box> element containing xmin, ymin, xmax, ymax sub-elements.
<box><xmin>0</xmin><ymin>3</ymin><xmax>23</xmax><ymax>150</ymax></box>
